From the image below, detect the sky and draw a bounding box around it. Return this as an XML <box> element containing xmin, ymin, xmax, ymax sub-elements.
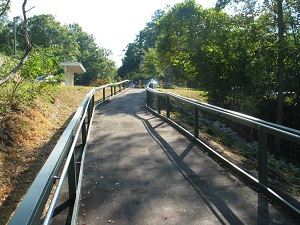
<box><xmin>9</xmin><ymin>0</ymin><xmax>217</xmax><ymax>67</ymax></box>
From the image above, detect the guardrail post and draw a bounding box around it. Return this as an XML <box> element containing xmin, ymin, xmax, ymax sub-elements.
<box><xmin>258</xmin><ymin>127</ymin><xmax>268</xmax><ymax>186</ymax></box>
<box><xmin>91</xmin><ymin>94</ymin><xmax>94</xmax><ymax>109</ymax></box>
<box><xmin>68</xmin><ymin>150</ymin><xmax>77</xmax><ymax>202</ymax></box>
<box><xmin>166</xmin><ymin>95</ymin><xmax>170</xmax><ymax>119</ymax></box>
<box><xmin>114</xmin><ymin>86</ymin><xmax>117</xmax><ymax>95</ymax></box>
<box><xmin>194</xmin><ymin>105</ymin><xmax>199</xmax><ymax>138</ymax></box>
<box><xmin>84</xmin><ymin>96</ymin><xmax>94</xmax><ymax>139</ymax></box>
<box><xmin>87</xmin><ymin>97</ymin><xmax>93</xmax><ymax>125</ymax></box>
<box><xmin>146</xmin><ymin>90</ymin><xmax>150</xmax><ymax>107</ymax></box>
<box><xmin>110</xmin><ymin>86</ymin><xmax>113</xmax><ymax>96</ymax></box>
<box><xmin>81</xmin><ymin>119</ymin><xmax>87</xmax><ymax>145</ymax></box>
<box><xmin>103</xmin><ymin>88</ymin><xmax>106</xmax><ymax>101</ymax></box>
<box><xmin>157</xmin><ymin>95</ymin><xmax>161</xmax><ymax>114</ymax></box>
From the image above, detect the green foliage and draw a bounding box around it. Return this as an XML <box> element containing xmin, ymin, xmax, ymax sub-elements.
<box><xmin>117</xmin><ymin>10</ymin><xmax>164</xmax><ymax>80</ymax></box>
<box><xmin>0</xmin><ymin>15</ymin><xmax>117</xmax><ymax>86</ymax></box>
<box><xmin>0</xmin><ymin>0</ymin><xmax>10</xmax><ymax>18</ymax></box>
<box><xmin>68</xmin><ymin>23</ymin><xmax>117</xmax><ymax>85</ymax></box>
<box><xmin>141</xmin><ymin>48</ymin><xmax>163</xmax><ymax>79</ymax></box>
<box><xmin>118</xmin><ymin>42</ymin><xmax>143</xmax><ymax>80</ymax></box>
<box><xmin>147</xmin><ymin>0</ymin><xmax>299</xmax><ymax>121</ymax></box>
<box><xmin>0</xmin><ymin>48</ymin><xmax>63</xmax><ymax>114</ymax></box>
<box><xmin>0</xmin><ymin>14</ymin><xmax>117</xmax><ymax>88</ymax></box>
<box><xmin>23</xmin><ymin>14</ymin><xmax>80</xmax><ymax>61</ymax></box>
<box><xmin>156</xmin><ymin>0</ymin><xmax>200</xmax><ymax>82</ymax></box>
<box><xmin>0</xmin><ymin>54</ymin><xmax>16</xmax><ymax>115</ymax></box>
<box><xmin>20</xmin><ymin>47</ymin><xmax>62</xmax><ymax>80</ymax></box>
<box><xmin>0</xmin><ymin>53</ymin><xmax>17</xmax><ymax>77</ymax></box>
<box><xmin>0</xmin><ymin>20</ymin><xmax>13</xmax><ymax>55</ymax></box>
<box><xmin>0</xmin><ymin>77</ymin><xmax>59</xmax><ymax>117</ymax></box>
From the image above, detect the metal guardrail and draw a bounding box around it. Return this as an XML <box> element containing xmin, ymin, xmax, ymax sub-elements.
<box><xmin>146</xmin><ymin>87</ymin><xmax>300</xmax><ymax>218</ymax></box>
<box><xmin>8</xmin><ymin>80</ymin><xmax>132</xmax><ymax>225</ymax></box>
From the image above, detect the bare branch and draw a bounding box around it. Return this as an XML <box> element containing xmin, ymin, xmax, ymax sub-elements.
<box><xmin>0</xmin><ymin>0</ymin><xmax>32</xmax><ymax>86</ymax></box>
<box><xmin>0</xmin><ymin>0</ymin><xmax>10</xmax><ymax>17</ymax></box>
<box><xmin>22</xmin><ymin>0</ymin><xmax>32</xmax><ymax>51</ymax></box>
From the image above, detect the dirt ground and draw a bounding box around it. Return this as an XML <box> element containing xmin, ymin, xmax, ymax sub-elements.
<box><xmin>0</xmin><ymin>86</ymin><xmax>95</xmax><ymax>224</ymax></box>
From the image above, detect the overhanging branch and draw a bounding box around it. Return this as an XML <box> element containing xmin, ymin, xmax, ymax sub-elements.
<box><xmin>0</xmin><ymin>0</ymin><xmax>10</xmax><ymax>17</ymax></box>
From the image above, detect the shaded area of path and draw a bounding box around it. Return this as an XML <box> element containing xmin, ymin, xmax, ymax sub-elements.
<box><xmin>78</xmin><ymin>88</ymin><xmax>298</xmax><ymax>225</ymax></box>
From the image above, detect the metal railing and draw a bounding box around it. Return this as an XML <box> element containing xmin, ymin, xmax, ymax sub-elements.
<box><xmin>146</xmin><ymin>87</ymin><xmax>300</xmax><ymax>218</ymax></box>
<box><xmin>9</xmin><ymin>80</ymin><xmax>132</xmax><ymax>225</ymax></box>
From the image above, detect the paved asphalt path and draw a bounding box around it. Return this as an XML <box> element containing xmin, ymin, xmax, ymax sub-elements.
<box><xmin>77</xmin><ymin>88</ymin><xmax>298</xmax><ymax>225</ymax></box>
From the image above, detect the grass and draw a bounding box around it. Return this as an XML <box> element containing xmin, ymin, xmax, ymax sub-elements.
<box><xmin>157</xmin><ymin>87</ymin><xmax>208</xmax><ymax>102</ymax></box>
<box><xmin>0</xmin><ymin>85</ymin><xmax>96</xmax><ymax>224</ymax></box>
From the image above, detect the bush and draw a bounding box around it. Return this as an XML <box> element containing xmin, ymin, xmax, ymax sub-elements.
<box><xmin>90</xmin><ymin>78</ymin><xmax>106</xmax><ymax>86</ymax></box>
<box><xmin>0</xmin><ymin>48</ymin><xmax>63</xmax><ymax>120</ymax></box>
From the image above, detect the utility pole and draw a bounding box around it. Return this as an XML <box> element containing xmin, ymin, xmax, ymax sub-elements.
<box><xmin>13</xmin><ymin>16</ymin><xmax>20</xmax><ymax>58</ymax></box>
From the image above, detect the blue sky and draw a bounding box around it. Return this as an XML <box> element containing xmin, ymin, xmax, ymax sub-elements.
<box><xmin>9</xmin><ymin>0</ymin><xmax>216</xmax><ymax>67</ymax></box>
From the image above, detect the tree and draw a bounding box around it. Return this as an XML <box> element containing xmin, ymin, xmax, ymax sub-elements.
<box><xmin>141</xmin><ymin>48</ymin><xmax>163</xmax><ymax>79</ymax></box>
<box><xmin>275</xmin><ymin>0</ymin><xmax>284</xmax><ymax>126</ymax></box>
<box><xmin>156</xmin><ymin>0</ymin><xmax>200</xmax><ymax>83</ymax></box>
<box><xmin>214</xmin><ymin>0</ymin><xmax>285</xmax><ymax>124</ymax></box>
<box><xmin>68</xmin><ymin>23</ymin><xmax>116</xmax><ymax>85</ymax></box>
<box><xmin>0</xmin><ymin>0</ymin><xmax>10</xmax><ymax>17</ymax></box>
<box><xmin>118</xmin><ymin>10</ymin><xmax>164</xmax><ymax>80</ymax></box>
<box><xmin>0</xmin><ymin>0</ymin><xmax>32</xmax><ymax>86</ymax></box>
<box><xmin>6</xmin><ymin>47</ymin><xmax>63</xmax><ymax>107</ymax></box>
<box><xmin>157</xmin><ymin>0</ymin><xmax>242</xmax><ymax>98</ymax></box>
<box><xmin>21</xmin><ymin>14</ymin><xmax>80</xmax><ymax>61</ymax></box>
<box><xmin>284</xmin><ymin>0</ymin><xmax>300</xmax><ymax>100</ymax></box>
<box><xmin>118</xmin><ymin>42</ymin><xmax>143</xmax><ymax>80</ymax></box>
<box><xmin>0</xmin><ymin>19</ymin><xmax>13</xmax><ymax>55</ymax></box>
<box><xmin>20</xmin><ymin>47</ymin><xmax>62</xmax><ymax>80</ymax></box>
<box><xmin>139</xmin><ymin>9</ymin><xmax>165</xmax><ymax>50</ymax></box>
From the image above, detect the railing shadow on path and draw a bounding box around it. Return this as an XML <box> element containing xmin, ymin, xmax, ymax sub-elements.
<box><xmin>146</xmin><ymin>86</ymin><xmax>300</xmax><ymax>221</ymax></box>
<box><xmin>132</xmin><ymin>112</ymin><xmax>273</xmax><ymax>225</ymax></box>
<box><xmin>81</xmin><ymin>88</ymin><xmax>298</xmax><ymax>224</ymax></box>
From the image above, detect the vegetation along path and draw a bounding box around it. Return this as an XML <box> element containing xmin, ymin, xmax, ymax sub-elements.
<box><xmin>78</xmin><ymin>88</ymin><xmax>298</xmax><ymax>225</ymax></box>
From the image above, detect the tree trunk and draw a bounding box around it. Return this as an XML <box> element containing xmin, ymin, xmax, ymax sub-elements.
<box><xmin>275</xmin><ymin>0</ymin><xmax>284</xmax><ymax>154</ymax></box>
